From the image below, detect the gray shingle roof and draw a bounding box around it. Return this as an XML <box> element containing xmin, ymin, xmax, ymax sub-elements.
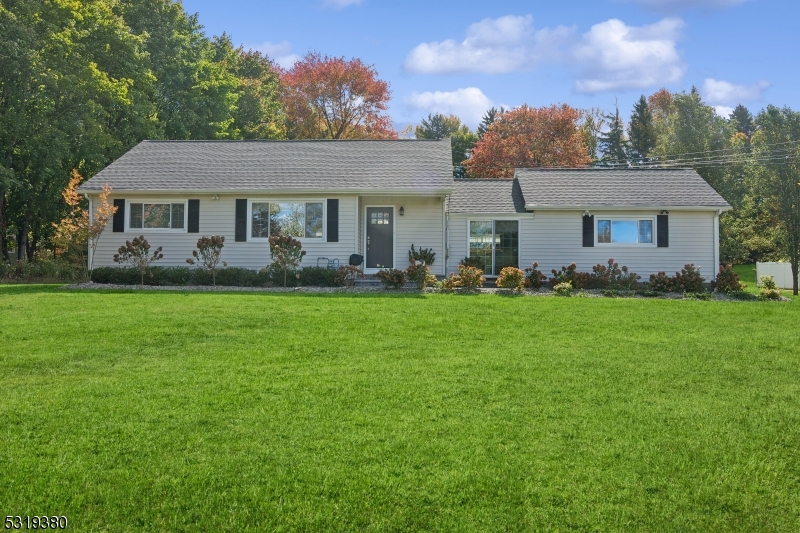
<box><xmin>515</xmin><ymin>168</ymin><xmax>730</xmax><ymax>209</ymax></box>
<box><xmin>78</xmin><ymin>140</ymin><xmax>454</xmax><ymax>194</ymax></box>
<box><xmin>448</xmin><ymin>179</ymin><xmax>526</xmax><ymax>213</ymax></box>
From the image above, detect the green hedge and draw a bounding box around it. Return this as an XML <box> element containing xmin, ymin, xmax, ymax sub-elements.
<box><xmin>89</xmin><ymin>266</ymin><xmax>345</xmax><ymax>287</ymax></box>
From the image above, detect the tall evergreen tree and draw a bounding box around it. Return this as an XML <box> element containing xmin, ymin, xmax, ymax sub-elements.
<box><xmin>477</xmin><ymin>107</ymin><xmax>505</xmax><ymax>139</ymax></box>
<box><xmin>729</xmin><ymin>104</ymin><xmax>755</xmax><ymax>149</ymax></box>
<box><xmin>628</xmin><ymin>95</ymin><xmax>656</xmax><ymax>162</ymax></box>
<box><xmin>415</xmin><ymin>114</ymin><xmax>476</xmax><ymax>176</ymax></box>
<box><xmin>598</xmin><ymin>107</ymin><xmax>628</xmax><ymax>165</ymax></box>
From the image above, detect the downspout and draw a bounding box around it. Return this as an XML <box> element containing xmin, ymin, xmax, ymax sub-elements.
<box><xmin>85</xmin><ymin>193</ymin><xmax>92</xmax><ymax>274</ymax></box>
<box><xmin>444</xmin><ymin>195</ymin><xmax>450</xmax><ymax>277</ymax></box>
<box><xmin>714</xmin><ymin>209</ymin><xmax>721</xmax><ymax>275</ymax></box>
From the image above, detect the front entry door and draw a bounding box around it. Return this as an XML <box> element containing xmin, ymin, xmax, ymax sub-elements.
<box><xmin>366</xmin><ymin>207</ymin><xmax>393</xmax><ymax>269</ymax></box>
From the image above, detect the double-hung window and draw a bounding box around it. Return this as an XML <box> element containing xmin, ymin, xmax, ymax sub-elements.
<box><xmin>129</xmin><ymin>202</ymin><xmax>186</xmax><ymax>230</ymax></box>
<box><xmin>249</xmin><ymin>201</ymin><xmax>324</xmax><ymax>240</ymax></box>
<box><xmin>597</xmin><ymin>217</ymin><xmax>654</xmax><ymax>245</ymax></box>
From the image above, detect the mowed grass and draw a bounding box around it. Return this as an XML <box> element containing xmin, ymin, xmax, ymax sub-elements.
<box><xmin>1</xmin><ymin>286</ymin><xmax>799</xmax><ymax>532</ymax></box>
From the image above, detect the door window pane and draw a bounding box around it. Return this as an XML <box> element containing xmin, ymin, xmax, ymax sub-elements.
<box><xmin>130</xmin><ymin>203</ymin><xmax>143</xmax><ymax>229</ymax></box>
<box><xmin>493</xmin><ymin>220</ymin><xmax>519</xmax><ymax>275</ymax></box>
<box><xmin>638</xmin><ymin>220</ymin><xmax>653</xmax><ymax>243</ymax></box>
<box><xmin>611</xmin><ymin>220</ymin><xmax>638</xmax><ymax>243</ymax></box>
<box><xmin>171</xmin><ymin>203</ymin><xmax>184</xmax><ymax>229</ymax></box>
<box><xmin>305</xmin><ymin>203</ymin><xmax>323</xmax><ymax>238</ymax></box>
<box><xmin>469</xmin><ymin>221</ymin><xmax>492</xmax><ymax>273</ymax></box>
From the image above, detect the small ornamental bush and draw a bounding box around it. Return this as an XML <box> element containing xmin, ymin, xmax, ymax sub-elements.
<box><xmin>335</xmin><ymin>265</ymin><xmax>362</xmax><ymax>287</ymax></box>
<box><xmin>758</xmin><ymin>275</ymin><xmax>782</xmax><ymax>300</ymax></box>
<box><xmin>674</xmin><ymin>264</ymin><xmax>705</xmax><ymax>293</ymax></box>
<box><xmin>686</xmin><ymin>291</ymin><xmax>711</xmax><ymax>301</ymax></box>
<box><xmin>550</xmin><ymin>263</ymin><xmax>579</xmax><ymax>288</ymax></box>
<box><xmin>712</xmin><ymin>264</ymin><xmax>745</xmax><ymax>293</ymax></box>
<box><xmin>408</xmin><ymin>244</ymin><xmax>436</xmax><ymax>266</ymax></box>
<box><xmin>405</xmin><ymin>261</ymin><xmax>436</xmax><ymax>290</ymax></box>
<box><xmin>459</xmin><ymin>256</ymin><xmax>484</xmax><ymax>270</ymax></box>
<box><xmin>113</xmin><ymin>236</ymin><xmax>163</xmax><ymax>285</ymax></box>
<box><xmin>268</xmin><ymin>235</ymin><xmax>306</xmax><ymax>287</ymax></box>
<box><xmin>524</xmin><ymin>262</ymin><xmax>547</xmax><ymax>289</ymax></box>
<box><xmin>299</xmin><ymin>266</ymin><xmax>342</xmax><ymax>287</ymax></box>
<box><xmin>497</xmin><ymin>266</ymin><xmax>525</xmax><ymax>291</ymax></box>
<box><xmin>186</xmin><ymin>235</ymin><xmax>227</xmax><ymax>286</ymax></box>
<box><xmin>553</xmin><ymin>281</ymin><xmax>573</xmax><ymax>297</ymax></box>
<box><xmin>649</xmin><ymin>272</ymin><xmax>675</xmax><ymax>292</ymax></box>
<box><xmin>377</xmin><ymin>268</ymin><xmax>406</xmax><ymax>289</ymax></box>
<box><xmin>441</xmin><ymin>264</ymin><xmax>485</xmax><ymax>292</ymax></box>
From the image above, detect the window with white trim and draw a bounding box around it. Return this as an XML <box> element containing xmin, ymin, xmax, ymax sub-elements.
<box><xmin>129</xmin><ymin>202</ymin><xmax>186</xmax><ymax>230</ymax></box>
<box><xmin>597</xmin><ymin>218</ymin><xmax>654</xmax><ymax>245</ymax></box>
<box><xmin>249</xmin><ymin>201</ymin><xmax>324</xmax><ymax>240</ymax></box>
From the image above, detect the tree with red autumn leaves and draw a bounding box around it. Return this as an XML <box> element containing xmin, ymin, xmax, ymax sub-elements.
<box><xmin>280</xmin><ymin>52</ymin><xmax>396</xmax><ymax>140</ymax></box>
<box><xmin>465</xmin><ymin>104</ymin><xmax>591</xmax><ymax>178</ymax></box>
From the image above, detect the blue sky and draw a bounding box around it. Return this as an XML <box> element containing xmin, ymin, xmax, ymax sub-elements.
<box><xmin>181</xmin><ymin>0</ymin><xmax>797</xmax><ymax>131</ymax></box>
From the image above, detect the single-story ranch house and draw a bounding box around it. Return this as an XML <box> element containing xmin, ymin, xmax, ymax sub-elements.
<box><xmin>79</xmin><ymin>140</ymin><xmax>731</xmax><ymax>280</ymax></box>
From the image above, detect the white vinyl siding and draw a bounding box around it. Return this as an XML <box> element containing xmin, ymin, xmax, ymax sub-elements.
<box><xmin>448</xmin><ymin>210</ymin><xmax>717</xmax><ymax>280</ymax></box>
<box><xmin>92</xmin><ymin>194</ymin><xmax>358</xmax><ymax>270</ymax></box>
<box><xmin>360</xmin><ymin>195</ymin><xmax>445</xmax><ymax>275</ymax></box>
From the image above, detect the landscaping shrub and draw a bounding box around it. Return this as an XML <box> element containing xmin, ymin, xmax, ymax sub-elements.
<box><xmin>758</xmin><ymin>275</ymin><xmax>782</xmax><ymax>300</ymax></box>
<box><xmin>592</xmin><ymin>258</ymin><xmax>641</xmax><ymax>290</ymax></box>
<box><xmin>262</xmin><ymin>263</ymin><xmax>299</xmax><ymax>287</ymax></box>
<box><xmin>712</xmin><ymin>264</ymin><xmax>745</xmax><ymax>293</ymax></box>
<box><xmin>441</xmin><ymin>265</ymin><xmax>485</xmax><ymax>292</ymax></box>
<box><xmin>91</xmin><ymin>266</ymin><xmax>140</xmax><ymax>285</ymax></box>
<box><xmin>497</xmin><ymin>266</ymin><xmax>525</xmax><ymax>291</ymax></box>
<box><xmin>686</xmin><ymin>292</ymin><xmax>711</xmax><ymax>300</ymax></box>
<box><xmin>408</xmin><ymin>244</ymin><xmax>436</xmax><ymax>265</ymax></box>
<box><xmin>268</xmin><ymin>235</ymin><xmax>306</xmax><ymax>287</ymax></box>
<box><xmin>214</xmin><ymin>267</ymin><xmax>263</xmax><ymax>287</ymax></box>
<box><xmin>376</xmin><ymin>268</ymin><xmax>406</xmax><ymax>289</ymax></box>
<box><xmin>550</xmin><ymin>263</ymin><xmax>579</xmax><ymax>288</ymax></box>
<box><xmin>405</xmin><ymin>261</ymin><xmax>436</xmax><ymax>290</ymax></box>
<box><xmin>186</xmin><ymin>235</ymin><xmax>227</xmax><ymax>286</ymax></box>
<box><xmin>459</xmin><ymin>256</ymin><xmax>484</xmax><ymax>270</ymax></box>
<box><xmin>602</xmin><ymin>289</ymin><xmax>619</xmax><ymax>298</ymax></box>
<box><xmin>524</xmin><ymin>262</ymin><xmax>547</xmax><ymax>289</ymax></box>
<box><xmin>0</xmin><ymin>259</ymin><xmax>84</xmax><ymax>282</ymax></box>
<box><xmin>113</xmin><ymin>236</ymin><xmax>164</xmax><ymax>285</ymax></box>
<box><xmin>553</xmin><ymin>281</ymin><xmax>573</xmax><ymax>296</ymax></box>
<box><xmin>674</xmin><ymin>264</ymin><xmax>705</xmax><ymax>293</ymax></box>
<box><xmin>299</xmin><ymin>266</ymin><xmax>343</xmax><ymax>287</ymax></box>
<box><xmin>649</xmin><ymin>272</ymin><xmax>675</xmax><ymax>292</ymax></box>
<box><xmin>335</xmin><ymin>265</ymin><xmax>362</xmax><ymax>287</ymax></box>
<box><xmin>147</xmin><ymin>266</ymin><xmax>194</xmax><ymax>286</ymax></box>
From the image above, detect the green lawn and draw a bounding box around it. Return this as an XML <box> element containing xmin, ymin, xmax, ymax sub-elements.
<box><xmin>1</xmin><ymin>285</ymin><xmax>799</xmax><ymax>532</ymax></box>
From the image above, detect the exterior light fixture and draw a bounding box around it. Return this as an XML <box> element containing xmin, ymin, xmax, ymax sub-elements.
<box><xmin>399</xmin><ymin>206</ymin><xmax>405</xmax><ymax>216</ymax></box>
<box><xmin>583</xmin><ymin>210</ymin><xmax>591</xmax><ymax>217</ymax></box>
<box><xmin>211</xmin><ymin>194</ymin><xmax>220</xmax><ymax>201</ymax></box>
<box><xmin>660</xmin><ymin>210</ymin><xmax>669</xmax><ymax>214</ymax></box>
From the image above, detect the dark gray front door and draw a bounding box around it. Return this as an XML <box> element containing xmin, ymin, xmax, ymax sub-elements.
<box><xmin>366</xmin><ymin>207</ymin><xmax>393</xmax><ymax>268</ymax></box>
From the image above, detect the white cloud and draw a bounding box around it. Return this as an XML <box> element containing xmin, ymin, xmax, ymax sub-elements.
<box><xmin>573</xmin><ymin>18</ymin><xmax>686</xmax><ymax>93</ymax></box>
<box><xmin>714</xmin><ymin>105</ymin><xmax>735</xmax><ymax>117</ymax></box>
<box><xmin>246</xmin><ymin>41</ymin><xmax>300</xmax><ymax>69</ymax></box>
<box><xmin>624</xmin><ymin>0</ymin><xmax>750</xmax><ymax>12</ymax></box>
<box><xmin>404</xmin><ymin>87</ymin><xmax>494</xmax><ymax>128</ymax></box>
<box><xmin>324</xmin><ymin>0</ymin><xmax>364</xmax><ymax>8</ymax></box>
<box><xmin>403</xmin><ymin>15</ymin><xmax>574</xmax><ymax>74</ymax></box>
<box><xmin>702</xmin><ymin>78</ymin><xmax>770</xmax><ymax>105</ymax></box>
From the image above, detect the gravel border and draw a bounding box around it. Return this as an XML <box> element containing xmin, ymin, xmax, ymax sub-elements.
<box><xmin>59</xmin><ymin>283</ymin><xmax>789</xmax><ymax>301</ymax></box>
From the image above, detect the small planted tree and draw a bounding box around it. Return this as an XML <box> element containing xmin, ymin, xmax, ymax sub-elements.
<box><xmin>113</xmin><ymin>236</ymin><xmax>164</xmax><ymax>285</ymax></box>
<box><xmin>405</xmin><ymin>260</ymin><xmax>436</xmax><ymax>290</ymax></box>
<box><xmin>187</xmin><ymin>235</ymin><xmax>227</xmax><ymax>286</ymax></box>
<box><xmin>268</xmin><ymin>235</ymin><xmax>306</xmax><ymax>287</ymax></box>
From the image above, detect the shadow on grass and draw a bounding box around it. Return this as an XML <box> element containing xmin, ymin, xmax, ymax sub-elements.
<box><xmin>0</xmin><ymin>283</ymin><xmax>66</xmax><ymax>295</ymax></box>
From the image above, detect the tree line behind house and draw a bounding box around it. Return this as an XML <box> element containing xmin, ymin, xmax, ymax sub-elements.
<box><xmin>1</xmin><ymin>0</ymin><xmax>798</xmax><ymax>293</ymax></box>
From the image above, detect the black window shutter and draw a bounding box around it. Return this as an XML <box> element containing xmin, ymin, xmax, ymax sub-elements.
<box><xmin>657</xmin><ymin>214</ymin><xmax>669</xmax><ymax>247</ymax></box>
<box><xmin>112</xmin><ymin>199</ymin><xmax>125</xmax><ymax>232</ymax></box>
<box><xmin>327</xmin><ymin>199</ymin><xmax>339</xmax><ymax>243</ymax></box>
<box><xmin>235</xmin><ymin>199</ymin><xmax>247</xmax><ymax>242</ymax></box>
<box><xmin>187</xmin><ymin>200</ymin><xmax>200</xmax><ymax>233</ymax></box>
<box><xmin>582</xmin><ymin>214</ymin><xmax>594</xmax><ymax>247</ymax></box>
